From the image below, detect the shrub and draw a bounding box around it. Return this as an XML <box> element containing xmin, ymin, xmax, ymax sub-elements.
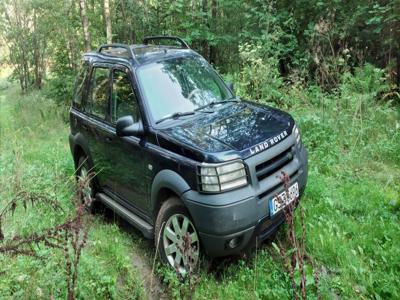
<box><xmin>236</xmin><ymin>43</ymin><xmax>283</xmax><ymax>104</ymax></box>
<box><xmin>45</xmin><ymin>72</ymin><xmax>75</xmax><ymax>106</ymax></box>
<box><xmin>340</xmin><ymin>63</ymin><xmax>390</xmax><ymax>107</ymax></box>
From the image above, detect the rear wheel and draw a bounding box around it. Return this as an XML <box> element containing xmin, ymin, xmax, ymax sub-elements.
<box><xmin>155</xmin><ymin>197</ymin><xmax>200</xmax><ymax>274</ymax></box>
<box><xmin>76</xmin><ymin>156</ymin><xmax>96</xmax><ymax>211</ymax></box>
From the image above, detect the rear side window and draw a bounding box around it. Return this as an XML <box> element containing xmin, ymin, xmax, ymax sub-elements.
<box><xmin>73</xmin><ymin>61</ymin><xmax>89</xmax><ymax>107</ymax></box>
<box><xmin>111</xmin><ymin>69</ymin><xmax>139</xmax><ymax>123</ymax></box>
<box><xmin>86</xmin><ymin>67</ymin><xmax>110</xmax><ymax>119</ymax></box>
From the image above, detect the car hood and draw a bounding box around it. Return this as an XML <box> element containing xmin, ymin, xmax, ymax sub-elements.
<box><xmin>157</xmin><ymin>101</ymin><xmax>294</xmax><ymax>162</ymax></box>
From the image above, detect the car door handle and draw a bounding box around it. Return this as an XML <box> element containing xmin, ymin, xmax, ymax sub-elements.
<box><xmin>82</xmin><ymin>124</ymin><xmax>88</xmax><ymax>130</ymax></box>
<box><xmin>105</xmin><ymin>137</ymin><xmax>113</xmax><ymax>142</ymax></box>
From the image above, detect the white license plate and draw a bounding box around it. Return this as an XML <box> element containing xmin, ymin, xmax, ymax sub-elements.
<box><xmin>269</xmin><ymin>182</ymin><xmax>299</xmax><ymax>216</ymax></box>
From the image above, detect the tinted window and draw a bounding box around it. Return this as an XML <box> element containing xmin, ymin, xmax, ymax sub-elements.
<box><xmin>112</xmin><ymin>69</ymin><xmax>139</xmax><ymax>123</ymax></box>
<box><xmin>87</xmin><ymin>67</ymin><xmax>110</xmax><ymax>119</ymax></box>
<box><xmin>137</xmin><ymin>56</ymin><xmax>233</xmax><ymax>122</ymax></box>
<box><xmin>73</xmin><ymin>61</ymin><xmax>89</xmax><ymax>106</ymax></box>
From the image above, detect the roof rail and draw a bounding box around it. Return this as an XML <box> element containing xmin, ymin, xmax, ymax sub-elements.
<box><xmin>97</xmin><ymin>43</ymin><xmax>135</xmax><ymax>59</ymax></box>
<box><xmin>143</xmin><ymin>36</ymin><xmax>190</xmax><ymax>49</ymax></box>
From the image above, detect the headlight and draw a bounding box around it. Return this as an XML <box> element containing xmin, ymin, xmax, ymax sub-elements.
<box><xmin>198</xmin><ymin>161</ymin><xmax>248</xmax><ymax>192</ymax></box>
<box><xmin>293</xmin><ymin>124</ymin><xmax>301</xmax><ymax>144</ymax></box>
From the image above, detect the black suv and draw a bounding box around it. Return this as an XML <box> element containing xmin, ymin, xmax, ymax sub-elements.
<box><xmin>69</xmin><ymin>36</ymin><xmax>308</xmax><ymax>272</ymax></box>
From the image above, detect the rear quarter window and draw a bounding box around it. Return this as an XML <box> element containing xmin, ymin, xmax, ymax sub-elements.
<box><xmin>73</xmin><ymin>61</ymin><xmax>90</xmax><ymax>108</ymax></box>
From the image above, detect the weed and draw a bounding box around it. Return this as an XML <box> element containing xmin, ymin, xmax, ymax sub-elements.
<box><xmin>0</xmin><ymin>170</ymin><xmax>93</xmax><ymax>300</ymax></box>
<box><xmin>155</xmin><ymin>227</ymin><xmax>201</xmax><ymax>299</ymax></box>
<box><xmin>272</xmin><ymin>172</ymin><xmax>320</xmax><ymax>299</ymax></box>
<box><xmin>175</xmin><ymin>232</ymin><xmax>201</xmax><ymax>299</ymax></box>
<box><xmin>0</xmin><ymin>190</ymin><xmax>64</xmax><ymax>241</ymax></box>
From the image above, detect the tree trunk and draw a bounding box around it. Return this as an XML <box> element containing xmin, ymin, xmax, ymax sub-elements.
<box><xmin>103</xmin><ymin>0</ymin><xmax>112</xmax><ymax>43</ymax></box>
<box><xmin>5</xmin><ymin>1</ymin><xmax>29</xmax><ymax>92</ymax></box>
<box><xmin>79</xmin><ymin>0</ymin><xmax>91</xmax><ymax>51</ymax></box>
<box><xmin>120</xmin><ymin>0</ymin><xmax>128</xmax><ymax>42</ymax></box>
<box><xmin>202</xmin><ymin>0</ymin><xmax>209</xmax><ymax>61</ymax></box>
<box><xmin>119</xmin><ymin>0</ymin><xmax>135</xmax><ymax>43</ymax></box>
<box><xmin>21</xmin><ymin>11</ymin><xmax>30</xmax><ymax>92</ymax></box>
<box><xmin>209</xmin><ymin>0</ymin><xmax>217</xmax><ymax>65</ymax></box>
<box><xmin>396</xmin><ymin>52</ymin><xmax>400</xmax><ymax>88</ymax></box>
<box><xmin>32</xmin><ymin>10</ymin><xmax>42</xmax><ymax>89</ymax></box>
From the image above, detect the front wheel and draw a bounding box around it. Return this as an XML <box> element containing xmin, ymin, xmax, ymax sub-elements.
<box><xmin>155</xmin><ymin>197</ymin><xmax>200</xmax><ymax>274</ymax></box>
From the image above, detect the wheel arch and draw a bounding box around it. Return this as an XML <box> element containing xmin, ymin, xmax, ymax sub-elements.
<box><xmin>70</xmin><ymin>133</ymin><xmax>93</xmax><ymax>169</ymax></box>
<box><xmin>151</xmin><ymin>169</ymin><xmax>191</xmax><ymax>220</ymax></box>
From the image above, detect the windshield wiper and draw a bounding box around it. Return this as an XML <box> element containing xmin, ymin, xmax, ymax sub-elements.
<box><xmin>156</xmin><ymin>98</ymin><xmax>239</xmax><ymax>124</ymax></box>
<box><xmin>194</xmin><ymin>98</ymin><xmax>240</xmax><ymax>112</ymax></box>
<box><xmin>155</xmin><ymin>111</ymin><xmax>196</xmax><ymax>124</ymax></box>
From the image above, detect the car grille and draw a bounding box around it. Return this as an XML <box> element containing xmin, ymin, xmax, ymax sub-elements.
<box><xmin>258</xmin><ymin>170</ymin><xmax>299</xmax><ymax>200</ymax></box>
<box><xmin>255</xmin><ymin>145</ymin><xmax>294</xmax><ymax>182</ymax></box>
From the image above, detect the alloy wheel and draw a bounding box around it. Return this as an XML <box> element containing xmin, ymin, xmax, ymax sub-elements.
<box><xmin>162</xmin><ymin>213</ymin><xmax>199</xmax><ymax>274</ymax></box>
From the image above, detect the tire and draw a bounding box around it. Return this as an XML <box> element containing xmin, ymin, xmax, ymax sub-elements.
<box><xmin>155</xmin><ymin>197</ymin><xmax>200</xmax><ymax>274</ymax></box>
<box><xmin>76</xmin><ymin>156</ymin><xmax>96</xmax><ymax>212</ymax></box>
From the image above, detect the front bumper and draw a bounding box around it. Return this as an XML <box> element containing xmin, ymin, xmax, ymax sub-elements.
<box><xmin>182</xmin><ymin>140</ymin><xmax>308</xmax><ymax>257</ymax></box>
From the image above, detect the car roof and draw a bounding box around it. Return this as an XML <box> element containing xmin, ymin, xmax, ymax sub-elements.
<box><xmin>82</xmin><ymin>37</ymin><xmax>200</xmax><ymax>68</ymax></box>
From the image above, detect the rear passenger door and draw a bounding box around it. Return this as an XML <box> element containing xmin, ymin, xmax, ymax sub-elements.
<box><xmin>106</xmin><ymin>66</ymin><xmax>149</xmax><ymax>214</ymax></box>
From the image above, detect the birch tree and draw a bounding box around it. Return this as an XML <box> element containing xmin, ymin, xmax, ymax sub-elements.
<box><xmin>78</xmin><ymin>0</ymin><xmax>91</xmax><ymax>51</ymax></box>
<box><xmin>103</xmin><ymin>0</ymin><xmax>112</xmax><ymax>43</ymax></box>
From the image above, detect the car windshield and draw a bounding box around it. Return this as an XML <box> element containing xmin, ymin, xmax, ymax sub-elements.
<box><xmin>137</xmin><ymin>56</ymin><xmax>233</xmax><ymax>123</ymax></box>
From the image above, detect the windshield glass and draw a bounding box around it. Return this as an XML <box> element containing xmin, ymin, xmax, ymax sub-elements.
<box><xmin>137</xmin><ymin>56</ymin><xmax>233</xmax><ymax>123</ymax></box>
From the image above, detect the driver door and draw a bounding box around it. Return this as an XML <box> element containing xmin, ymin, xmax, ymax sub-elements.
<box><xmin>104</xmin><ymin>66</ymin><xmax>150</xmax><ymax>213</ymax></box>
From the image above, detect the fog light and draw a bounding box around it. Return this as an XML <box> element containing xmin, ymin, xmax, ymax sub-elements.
<box><xmin>228</xmin><ymin>237</ymin><xmax>240</xmax><ymax>249</ymax></box>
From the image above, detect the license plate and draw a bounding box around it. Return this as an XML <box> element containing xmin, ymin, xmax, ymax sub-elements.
<box><xmin>269</xmin><ymin>182</ymin><xmax>299</xmax><ymax>216</ymax></box>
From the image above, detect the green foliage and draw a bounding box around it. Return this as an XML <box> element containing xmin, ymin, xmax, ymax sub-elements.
<box><xmin>45</xmin><ymin>73</ymin><xmax>75</xmax><ymax>106</ymax></box>
<box><xmin>235</xmin><ymin>43</ymin><xmax>283</xmax><ymax>104</ymax></box>
<box><xmin>2</xmin><ymin>0</ymin><xmax>399</xmax><ymax>99</ymax></box>
<box><xmin>340</xmin><ymin>64</ymin><xmax>390</xmax><ymax>104</ymax></box>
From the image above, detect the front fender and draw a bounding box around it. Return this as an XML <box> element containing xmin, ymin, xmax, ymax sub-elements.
<box><xmin>150</xmin><ymin>169</ymin><xmax>191</xmax><ymax>214</ymax></box>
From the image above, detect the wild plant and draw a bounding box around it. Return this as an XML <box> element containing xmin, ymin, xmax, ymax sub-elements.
<box><xmin>174</xmin><ymin>231</ymin><xmax>201</xmax><ymax>299</ymax></box>
<box><xmin>0</xmin><ymin>171</ymin><xmax>94</xmax><ymax>300</ymax></box>
<box><xmin>273</xmin><ymin>171</ymin><xmax>320</xmax><ymax>299</ymax></box>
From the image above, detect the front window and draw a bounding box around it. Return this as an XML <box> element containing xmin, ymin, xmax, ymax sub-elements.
<box><xmin>111</xmin><ymin>69</ymin><xmax>139</xmax><ymax>123</ymax></box>
<box><xmin>137</xmin><ymin>56</ymin><xmax>233</xmax><ymax>122</ymax></box>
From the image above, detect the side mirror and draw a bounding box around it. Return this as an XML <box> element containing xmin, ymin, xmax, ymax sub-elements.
<box><xmin>116</xmin><ymin>116</ymin><xmax>144</xmax><ymax>137</ymax></box>
<box><xmin>227</xmin><ymin>82</ymin><xmax>235</xmax><ymax>94</ymax></box>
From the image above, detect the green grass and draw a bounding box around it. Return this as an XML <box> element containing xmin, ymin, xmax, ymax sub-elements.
<box><xmin>0</xmin><ymin>67</ymin><xmax>399</xmax><ymax>299</ymax></box>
